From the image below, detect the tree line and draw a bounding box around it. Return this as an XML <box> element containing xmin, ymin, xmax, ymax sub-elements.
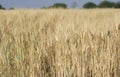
<box><xmin>0</xmin><ymin>1</ymin><xmax>120</xmax><ymax>10</ymax></box>
<box><xmin>83</xmin><ymin>1</ymin><xmax>120</xmax><ymax>8</ymax></box>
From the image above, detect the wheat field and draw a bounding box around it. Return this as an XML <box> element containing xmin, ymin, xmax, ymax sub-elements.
<box><xmin>0</xmin><ymin>9</ymin><xmax>120</xmax><ymax>77</ymax></box>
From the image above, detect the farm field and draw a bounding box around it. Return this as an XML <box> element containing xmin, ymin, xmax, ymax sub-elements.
<box><xmin>0</xmin><ymin>9</ymin><xmax>120</xmax><ymax>77</ymax></box>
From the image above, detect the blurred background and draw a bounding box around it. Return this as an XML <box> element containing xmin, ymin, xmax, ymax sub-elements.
<box><xmin>0</xmin><ymin>0</ymin><xmax>120</xmax><ymax>9</ymax></box>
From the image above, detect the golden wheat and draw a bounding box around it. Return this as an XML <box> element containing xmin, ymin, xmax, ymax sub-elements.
<box><xmin>0</xmin><ymin>9</ymin><xmax>120</xmax><ymax>77</ymax></box>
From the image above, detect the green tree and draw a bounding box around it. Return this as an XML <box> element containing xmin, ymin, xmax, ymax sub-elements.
<box><xmin>114</xmin><ymin>2</ymin><xmax>120</xmax><ymax>8</ymax></box>
<box><xmin>0</xmin><ymin>4</ymin><xmax>5</xmax><ymax>9</ymax></box>
<box><xmin>83</xmin><ymin>2</ymin><xmax>97</xmax><ymax>8</ymax></box>
<box><xmin>51</xmin><ymin>3</ymin><xmax>67</xmax><ymax>8</ymax></box>
<box><xmin>98</xmin><ymin>1</ymin><xmax>115</xmax><ymax>8</ymax></box>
